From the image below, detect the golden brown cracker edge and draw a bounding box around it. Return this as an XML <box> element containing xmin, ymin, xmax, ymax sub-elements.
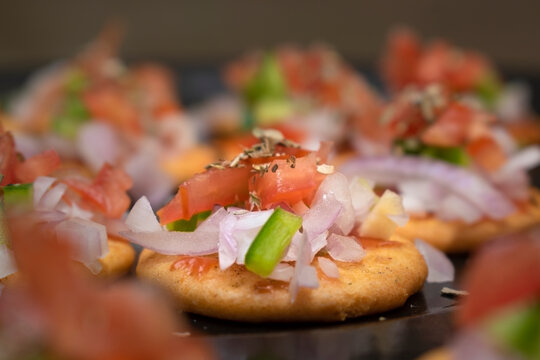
<box><xmin>396</xmin><ymin>188</ymin><xmax>540</xmax><ymax>252</ymax></box>
<box><xmin>1</xmin><ymin>237</ymin><xmax>135</xmax><ymax>285</ymax></box>
<box><xmin>136</xmin><ymin>235</ymin><xmax>427</xmax><ymax>322</ymax></box>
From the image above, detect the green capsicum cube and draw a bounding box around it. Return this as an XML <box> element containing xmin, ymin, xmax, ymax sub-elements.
<box><xmin>244</xmin><ymin>207</ymin><xmax>302</xmax><ymax>277</ymax></box>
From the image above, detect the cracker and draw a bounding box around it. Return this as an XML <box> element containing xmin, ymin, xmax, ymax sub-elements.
<box><xmin>136</xmin><ymin>235</ymin><xmax>427</xmax><ymax>322</ymax></box>
<box><xmin>0</xmin><ymin>237</ymin><xmax>135</xmax><ymax>285</ymax></box>
<box><xmin>396</xmin><ymin>189</ymin><xmax>540</xmax><ymax>252</ymax></box>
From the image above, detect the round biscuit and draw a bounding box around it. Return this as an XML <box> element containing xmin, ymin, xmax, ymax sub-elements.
<box><xmin>396</xmin><ymin>189</ymin><xmax>540</xmax><ymax>252</ymax></box>
<box><xmin>136</xmin><ymin>235</ymin><xmax>427</xmax><ymax>322</ymax></box>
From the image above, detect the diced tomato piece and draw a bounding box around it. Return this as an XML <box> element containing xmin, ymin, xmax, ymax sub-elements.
<box><xmin>14</xmin><ymin>149</ymin><xmax>61</xmax><ymax>183</ymax></box>
<box><xmin>417</xmin><ymin>42</ymin><xmax>491</xmax><ymax>93</ymax></box>
<box><xmin>446</xmin><ymin>53</ymin><xmax>490</xmax><ymax>93</ymax></box>
<box><xmin>64</xmin><ymin>163</ymin><xmax>132</xmax><ymax>218</ymax></box>
<box><xmin>249</xmin><ymin>153</ymin><xmax>321</xmax><ymax>209</ymax></box>
<box><xmin>278</xmin><ymin>48</ymin><xmax>306</xmax><ymax>94</ymax></box>
<box><xmin>416</xmin><ymin>41</ymin><xmax>451</xmax><ymax>87</ymax></box>
<box><xmin>270</xmin><ymin>123</ymin><xmax>307</xmax><ymax>144</ymax></box>
<box><xmin>157</xmin><ymin>166</ymin><xmax>252</xmax><ymax>224</ymax></box>
<box><xmin>82</xmin><ymin>84</ymin><xmax>142</xmax><ymax>135</ymax></box>
<box><xmin>505</xmin><ymin>120</ymin><xmax>540</xmax><ymax>146</ymax></box>
<box><xmin>466</xmin><ymin>136</ymin><xmax>507</xmax><ymax>172</ymax></box>
<box><xmin>133</xmin><ymin>64</ymin><xmax>182</xmax><ymax>118</ymax></box>
<box><xmin>0</xmin><ymin>131</ymin><xmax>18</xmax><ymax>186</ymax></box>
<box><xmin>457</xmin><ymin>233</ymin><xmax>540</xmax><ymax>327</ymax></box>
<box><xmin>317</xmin><ymin>80</ymin><xmax>342</xmax><ymax>106</ymax></box>
<box><xmin>380</xmin><ymin>28</ymin><xmax>422</xmax><ymax>92</ymax></box>
<box><xmin>223</xmin><ymin>54</ymin><xmax>260</xmax><ymax>92</ymax></box>
<box><xmin>384</xmin><ymin>100</ymin><xmax>427</xmax><ymax>139</ymax></box>
<box><xmin>422</xmin><ymin>103</ymin><xmax>474</xmax><ymax>147</ymax></box>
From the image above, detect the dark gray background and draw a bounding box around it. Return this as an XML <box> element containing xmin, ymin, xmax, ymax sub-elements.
<box><xmin>1</xmin><ymin>0</ymin><xmax>539</xmax><ymax>72</ymax></box>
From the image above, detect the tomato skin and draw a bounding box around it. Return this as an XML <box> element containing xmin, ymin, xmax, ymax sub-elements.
<box><xmin>157</xmin><ymin>166</ymin><xmax>252</xmax><ymax>225</ymax></box>
<box><xmin>0</xmin><ymin>131</ymin><xmax>19</xmax><ymax>186</ymax></box>
<box><xmin>158</xmin><ymin>146</ymin><xmax>325</xmax><ymax>223</ymax></box>
<box><xmin>64</xmin><ymin>163</ymin><xmax>132</xmax><ymax>218</ymax></box>
<box><xmin>384</xmin><ymin>100</ymin><xmax>427</xmax><ymax>139</ymax></box>
<box><xmin>381</xmin><ymin>28</ymin><xmax>494</xmax><ymax>94</ymax></box>
<box><xmin>132</xmin><ymin>64</ymin><xmax>181</xmax><ymax>118</ymax></box>
<box><xmin>82</xmin><ymin>84</ymin><xmax>142</xmax><ymax>135</ymax></box>
<box><xmin>249</xmin><ymin>153</ymin><xmax>321</xmax><ymax>209</ymax></box>
<box><xmin>457</xmin><ymin>234</ymin><xmax>540</xmax><ymax>327</ymax></box>
<box><xmin>466</xmin><ymin>136</ymin><xmax>507</xmax><ymax>172</ymax></box>
<box><xmin>380</xmin><ymin>28</ymin><xmax>422</xmax><ymax>92</ymax></box>
<box><xmin>15</xmin><ymin>149</ymin><xmax>61</xmax><ymax>183</ymax></box>
<box><xmin>422</xmin><ymin>103</ymin><xmax>474</xmax><ymax>147</ymax></box>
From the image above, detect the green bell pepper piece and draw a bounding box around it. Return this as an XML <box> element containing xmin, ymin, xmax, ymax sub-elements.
<box><xmin>52</xmin><ymin>95</ymin><xmax>89</xmax><ymax>139</ymax></box>
<box><xmin>476</xmin><ymin>72</ymin><xmax>501</xmax><ymax>109</ymax></box>
<box><xmin>486</xmin><ymin>301</ymin><xmax>540</xmax><ymax>359</ymax></box>
<box><xmin>166</xmin><ymin>210</ymin><xmax>212</xmax><ymax>232</ymax></box>
<box><xmin>245</xmin><ymin>207</ymin><xmax>302</xmax><ymax>277</ymax></box>
<box><xmin>2</xmin><ymin>183</ymin><xmax>33</xmax><ymax>214</ymax></box>
<box><xmin>244</xmin><ymin>53</ymin><xmax>287</xmax><ymax>105</ymax></box>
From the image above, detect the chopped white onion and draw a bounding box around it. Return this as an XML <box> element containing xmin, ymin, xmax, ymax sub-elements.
<box><xmin>401</xmin><ymin>194</ymin><xmax>428</xmax><ymax>216</ymax></box>
<box><xmin>397</xmin><ymin>180</ymin><xmax>445</xmax><ymax>213</ymax></box>
<box><xmin>496</xmin><ymin>82</ymin><xmax>531</xmax><ymax>122</ymax></box>
<box><xmin>489</xmin><ymin>146</ymin><xmax>540</xmax><ymax>201</ymax></box>
<box><xmin>125</xmin><ymin>196</ymin><xmax>163</xmax><ymax>232</ymax></box>
<box><xmin>340</xmin><ymin>156</ymin><xmax>516</xmax><ymax>220</ymax></box>
<box><xmin>77</xmin><ymin>123</ymin><xmax>119</xmax><ymax>173</ymax></box>
<box><xmin>349</xmin><ymin>177</ymin><xmax>377</xmax><ymax>220</ymax></box>
<box><xmin>327</xmin><ymin>234</ymin><xmax>366</xmax><ymax>262</ymax></box>
<box><xmin>282</xmin><ymin>232</ymin><xmax>302</xmax><ymax>262</ymax></box>
<box><xmin>33</xmin><ymin>176</ymin><xmax>56</xmax><ymax>206</ymax></box>
<box><xmin>313</xmin><ymin>173</ymin><xmax>355</xmax><ymax>235</ymax></box>
<box><xmin>55</xmin><ymin>218</ymin><xmax>109</xmax><ymax>274</ymax></box>
<box><xmin>438</xmin><ymin>195</ymin><xmax>483</xmax><ymax>224</ymax></box>
<box><xmin>415</xmin><ymin>239</ymin><xmax>455</xmax><ymax>283</ymax></box>
<box><xmin>124</xmin><ymin>143</ymin><xmax>175</xmax><ymax>208</ymax></box>
<box><xmin>498</xmin><ymin>145</ymin><xmax>540</xmax><ymax>175</ymax></box>
<box><xmin>309</xmin><ymin>231</ymin><xmax>328</xmax><ymax>261</ymax></box>
<box><xmin>32</xmin><ymin>210</ymin><xmax>68</xmax><ymax>223</ymax></box>
<box><xmin>302</xmin><ymin>193</ymin><xmax>342</xmax><ymax>241</ymax></box>
<box><xmin>37</xmin><ymin>183</ymin><xmax>67</xmax><ymax>211</ymax></box>
<box><xmin>218</xmin><ymin>213</ymin><xmax>238</xmax><ymax>270</ymax></box>
<box><xmin>297</xmin><ymin>266</ymin><xmax>319</xmax><ymax>288</ymax></box>
<box><xmin>68</xmin><ymin>203</ymin><xmax>94</xmax><ymax>220</ymax></box>
<box><xmin>267</xmin><ymin>263</ymin><xmax>294</xmax><ymax>282</ymax></box>
<box><xmin>219</xmin><ymin>209</ymin><xmax>274</xmax><ymax>268</ymax></box>
<box><xmin>289</xmin><ymin>233</ymin><xmax>319</xmax><ymax>302</ymax></box>
<box><xmin>491</xmin><ymin>126</ymin><xmax>517</xmax><ymax>155</ymax></box>
<box><xmin>387</xmin><ymin>213</ymin><xmax>410</xmax><ymax>227</ymax></box>
<box><xmin>120</xmin><ymin>208</ymin><xmax>228</xmax><ymax>256</ymax></box>
<box><xmin>13</xmin><ymin>133</ymin><xmax>46</xmax><ymax>159</ymax></box>
<box><xmin>317</xmin><ymin>257</ymin><xmax>339</xmax><ymax>278</ymax></box>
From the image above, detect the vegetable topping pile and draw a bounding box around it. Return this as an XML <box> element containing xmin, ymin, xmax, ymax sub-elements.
<box><xmin>123</xmin><ymin>130</ymin><xmax>409</xmax><ymax>300</ymax></box>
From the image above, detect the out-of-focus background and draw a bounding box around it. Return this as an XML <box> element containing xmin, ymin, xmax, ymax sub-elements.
<box><xmin>1</xmin><ymin>0</ymin><xmax>539</xmax><ymax>72</ymax></box>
